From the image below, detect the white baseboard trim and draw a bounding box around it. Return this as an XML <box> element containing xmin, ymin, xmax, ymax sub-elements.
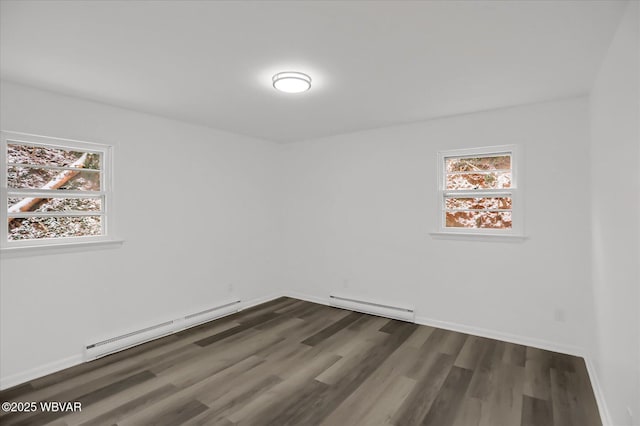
<box><xmin>0</xmin><ymin>290</ymin><xmax>613</xmax><ymax>426</ymax></box>
<box><xmin>287</xmin><ymin>291</ymin><xmax>584</xmax><ymax>355</ymax></box>
<box><xmin>238</xmin><ymin>292</ymin><xmax>282</xmax><ymax>311</ymax></box>
<box><xmin>0</xmin><ymin>353</ymin><xmax>84</xmax><ymax>391</ymax></box>
<box><xmin>414</xmin><ymin>314</ymin><xmax>613</xmax><ymax>426</ymax></box>
<box><xmin>0</xmin><ymin>293</ymin><xmax>283</xmax><ymax>391</ymax></box>
<box><xmin>284</xmin><ymin>290</ymin><xmax>612</xmax><ymax>426</ymax></box>
<box><xmin>583</xmin><ymin>357</ymin><xmax>613</xmax><ymax>426</ymax></box>
<box><xmin>414</xmin><ymin>314</ymin><xmax>585</xmax><ymax>358</ymax></box>
<box><xmin>284</xmin><ymin>291</ymin><xmax>331</xmax><ymax>307</ymax></box>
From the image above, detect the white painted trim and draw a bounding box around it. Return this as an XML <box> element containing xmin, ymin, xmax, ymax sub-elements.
<box><xmin>0</xmin><ymin>289</ymin><xmax>613</xmax><ymax>426</ymax></box>
<box><xmin>238</xmin><ymin>292</ymin><xmax>282</xmax><ymax>311</ymax></box>
<box><xmin>0</xmin><ymin>239</ymin><xmax>124</xmax><ymax>257</ymax></box>
<box><xmin>417</xmin><ymin>314</ymin><xmax>611</xmax><ymax>426</ymax></box>
<box><xmin>287</xmin><ymin>290</ymin><xmax>582</xmax><ymax>354</ymax></box>
<box><xmin>436</xmin><ymin>144</ymin><xmax>524</xmax><ymax>237</ymax></box>
<box><xmin>1</xmin><ymin>130</ymin><xmax>115</xmax><ymax>250</ymax></box>
<box><xmin>297</xmin><ymin>294</ymin><xmax>587</xmax><ymax>357</ymax></box>
<box><xmin>0</xmin><ymin>354</ymin><xmax>84</xmax><ymax>391</ymax></box>
<box><xmin>414</xmin><ymin>314</ymin><xmax>584</xmax><ymax>357</ymax></box>
<box><xmin>429</xmin><ymin>232</ymin><xmax>527</xmax><ymax>242</ymax></box>
<box><xmin>284</xmin><ymin>290</ymin><xmax>611</xmax><ymax>426</ymax></box>
<box><xmin>583</xmin><ymin>357</ymin><xmax>613</xmax><ymax>426</ymax></box>
<box><xmin>283</xmin><ymin>291</ymin><xmax>329</xmax><ymax>306</ymax></box>
<box><xmin>0</xmin><ymin>292</ymin><xmax>281</xmax><ymax>391</ymax></box>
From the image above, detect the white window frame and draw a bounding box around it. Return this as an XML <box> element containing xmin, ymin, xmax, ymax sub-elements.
<box><xmin>436</xmin><ymin>144</ymin><xmax>523</xmax><ymax>237</ymax></box>
<box><xmin>1</xmin><ymin>131</ymin><xmax>114</xmax><ymax>249</ymax></box>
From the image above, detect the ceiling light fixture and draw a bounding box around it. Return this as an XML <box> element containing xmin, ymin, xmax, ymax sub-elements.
<box><xmin>272</xmin><ymin>71</ymin><xmax>312</xmax><ymax>93</ymax></box>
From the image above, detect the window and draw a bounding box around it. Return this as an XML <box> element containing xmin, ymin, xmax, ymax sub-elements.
<box><xmin>1</xmin><ymin>131</ymin><xmax>113</xmax><ymax>248</ymax></box>
<box><xmin>437</xmin><ymin>145</ymin><xmax>521</xmax><ymax>235</ymax></box>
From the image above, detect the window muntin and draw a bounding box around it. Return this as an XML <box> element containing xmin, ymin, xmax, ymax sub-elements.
<box><xmin>8</xmin><ymin>197</ymin><xmax>102</xmax><ymax>212</ymax></box>
<box><xmin>438</xmin><ymin>146</ymin><xmax>519</xmax><ymax>234</ymax></box>
<box><xmin>1</xmin><ymin>132</ymin><xmax>112</xmax><ymax>247</ymax></box>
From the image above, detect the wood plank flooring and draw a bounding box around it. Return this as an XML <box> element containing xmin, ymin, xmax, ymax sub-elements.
<box><xmin>0</xmin><ymin>297</ymin><xmax>602</xmax><ymax>426</ymax></box>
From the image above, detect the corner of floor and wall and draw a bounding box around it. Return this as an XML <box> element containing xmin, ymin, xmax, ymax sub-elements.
<box><xmin>1</xmin><ymin>2</ymin><xmax>638</xmax><ymax>426</ymax></box>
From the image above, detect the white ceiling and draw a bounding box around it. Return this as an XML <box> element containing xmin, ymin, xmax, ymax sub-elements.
<box><xmin>0</xmin><ymin>0</ymin><xmax>627</xmax><ymax>143</ymax></box>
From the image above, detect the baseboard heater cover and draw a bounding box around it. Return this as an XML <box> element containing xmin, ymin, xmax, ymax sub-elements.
<box><xmin>85</xmin><ymin>299</ymin><xmax>240</xmax><ymax>360</ymax></box>
<box><xmin>182</xmin><ymin>300</ymin><xmax>241</xmax><ymax>328</ymax></box>
<box><xmin>329</xmin><ymin>294</ymin><xmax>415</xmax><ymax>322</ymax></box>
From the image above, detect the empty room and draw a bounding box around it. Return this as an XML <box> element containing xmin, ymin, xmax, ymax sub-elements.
<box><xmin>0</xmin><ymin>1</ymin><xmax>638</xmax><ymax>425</ymax></box>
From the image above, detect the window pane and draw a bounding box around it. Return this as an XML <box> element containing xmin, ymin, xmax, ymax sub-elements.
<box><xmin>58</xmin><ymin>171</ymin><xmax>101</xmax><ymax>191</ymax></box>
<box><xmin>7</xmin><ymin>143</ymin><xmax>101</xmax><ymax>170</ymax></box>
<box><xmin>446</xmin><ymin>171</ymin><xmax>511</xmax><ymax>190</ymax></box>
<box><xmin>446</xmin><ymin>155</ymin><xmax>510</xmax><ymax>172</ymax></box>
<box><xmin>8</xmin><ymin>197</ymin><xmax>102</xmax><ymax>213</ymax></box>
<box><xmin>445</xmin><ymin>197</ymin><xmax>511</xmax><ymax>210</ymax></box>
<box><xmin>8</xmin><ymin>166</ymin><xmax>58</xmax><ymax>188</ymax></box>
<box><xmin>446</xmin><ymin>211</ymin><xmax>512</xmax><ymax>229</ymax></box>
<box><xmin>8</xmin><ymin>166</ymin><xmax>101</xmax><ymax>191</ymax></box>
<box><xmin>8</xmin><ymin>216</ymin><xmax>102</xmax><ymax>240</ymax></box>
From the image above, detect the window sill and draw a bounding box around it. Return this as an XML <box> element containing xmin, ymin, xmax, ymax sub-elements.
<box><xmin>0</xmin><ymin>239</ymin><xmax>125</xmax><ymax>258</ymax></box>
<box><xmin>429</xmin><ymin>232</ymin><xmax>527</xmax><ymax>242</ymax></box>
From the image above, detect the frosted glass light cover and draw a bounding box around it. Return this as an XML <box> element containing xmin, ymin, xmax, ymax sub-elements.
<box><xmin>272</xmin><ymin>72</ymin><xmax>311</xmax><ymax>93</ymax></box>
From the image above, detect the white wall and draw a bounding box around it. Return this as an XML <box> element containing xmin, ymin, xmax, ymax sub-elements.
<box><xmin>281</xmin><ymin>97</ymin><xmax>596</xmax><ymax>354</ymax></box>
<box><xmin>590</xmin><ymin>1</ymin><xmax>640</xmax><ymax>424</ymax></box>
<box><xmin>0</xmin><ymin>81</ymin><xmax>283</xmax><ymax>387</ymax></box>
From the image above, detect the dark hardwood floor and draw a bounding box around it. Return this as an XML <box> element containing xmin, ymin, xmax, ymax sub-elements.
<box><xmin>0</xmin><ymin>297</ymin><xmax>601</xmax><ymax>426</ymax></box>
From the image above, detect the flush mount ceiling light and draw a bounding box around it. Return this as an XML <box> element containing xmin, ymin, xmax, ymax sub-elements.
<box><xmin>272</xmin><ymin>71</ymin><xmax>312</xmax><ymax>93</ymax></box>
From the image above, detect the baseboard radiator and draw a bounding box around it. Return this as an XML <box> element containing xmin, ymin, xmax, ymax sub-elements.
<box><xmin>329</xmin><ymin>294</ymin><xmax>415</xmax><ymax>322</ymax></box>
<box><xmin>85</xmin><ymin>299</ymin><xmax>240</xmax><ymax>360</ymax></box>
